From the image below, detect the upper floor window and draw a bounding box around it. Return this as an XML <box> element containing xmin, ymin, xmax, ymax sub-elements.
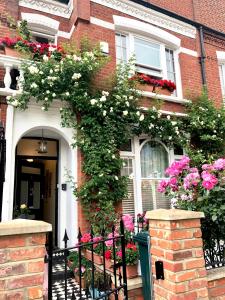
<box><xmin>219</xmin><ymin>64</ymin><xmax>225</xmax><ymax>101</ymax></box>
<box><xmin>116</xmin><ymin>33</ymin><xmax>176</xmax><ymax>81</ymax></box>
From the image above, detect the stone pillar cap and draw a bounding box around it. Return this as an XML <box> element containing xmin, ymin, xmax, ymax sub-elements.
<box><xmin>146</xmin><ymin>209</ymin><xmax>204</xmax><ymax>221</ymax></box>
<box><xmin>0</xmin><ymin>219</ymin><xmax>52</xmax><ymax>236</ymax></box>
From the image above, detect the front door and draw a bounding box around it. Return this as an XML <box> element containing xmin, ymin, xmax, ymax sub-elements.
<box><xmin>15</xmin><ymin>160</ymin><xmax>44</xmax><ymax>220</ymax></box>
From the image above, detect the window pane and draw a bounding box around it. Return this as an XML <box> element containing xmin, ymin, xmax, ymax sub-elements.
<box><xmin>134</xmin><ymin>38</ymin><xmax>161</xmax><ymax>69</ymax></box>
<box><xmin>219</xmin><ymin>64</ymin><xmax>225</xmax><ymax>99</ymax></box>
<box><xmin>166</xmin><ymin>48</ymin><xmax>176</xmax><ymax>82</ymax></box>
<box><xmin>116</xmin><ymin>33</ymin><xmax>127</xmax><ymax>64</ymax></box>
<box><xmin>140</xmin><ymin>141</ymin><xmax>168</xmax><ymax>178</ymax></box>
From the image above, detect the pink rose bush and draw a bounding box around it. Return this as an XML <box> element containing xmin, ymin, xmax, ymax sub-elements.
<box><xmin>158</xmin><ymin>156</ymin><xmax>225</xmax><ymax>253</ymax></box>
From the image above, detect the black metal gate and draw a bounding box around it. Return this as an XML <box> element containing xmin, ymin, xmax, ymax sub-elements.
<box><xmin>46</xmin><ymin>220</ymin><xmax>128</xmax><ymax>299</ymax></box>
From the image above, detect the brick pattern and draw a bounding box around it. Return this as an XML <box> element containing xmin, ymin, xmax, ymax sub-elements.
<box><xmin>0</xmin><ymin>233</ymin><xmax>46</xmax><ymax>300</ymax></box>
<box><xmin>149</xmin><ymin>218</ymin><xmax>209</xmax><ymax>300</ymax></box>
<box><xmin>208</xmin><ymin>277</ymin><xmax>225</xmax><ymax>299</ymax></box>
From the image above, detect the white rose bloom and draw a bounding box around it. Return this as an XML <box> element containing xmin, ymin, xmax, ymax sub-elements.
<box><xmin>167</xmin><ymin>115</ymin><xmax>171</xmax><ymax>120</ymax></box>
<box><xmin>52</xmin><ymin>93</ymin><xmax>56</xmax><ymax>97</ymax></box>
<box><xmin>158</xmin><ymin>112</ymin><xmax>162</xmax><ymax>118</ymax></box>
<box><xmin>136</xmin><ymin>111</ymin><xmax>140</xmax><ymax>116</ymax></box>
<box><xmin>110</xmin><ymin>107</ymin><xmax>113</xmax><ymax>112</ymax></box>
<box><xmin>66</xmin><ymin>92</ymin><xmax>70</xmax><ymax>96</ymax></box>
<box><xmin>125</xmin><ymin>101</ymin><xmax>130</xmax><ymax>107</ymax></box>
<box><xmin>123</xmin><ymin>110</ymin><xmax>128</xmax><ymax>116</ymax></box>
<box><xmin>46</xmin><ymin>90</ymin><xmax>50</xmax><ymax>94</ymax></box>
<box><xmin>102</xmin><ymin>91</ymin><xmax>109</xmax><ymax>96</ymax></box>
<box><xmin>103</xmin><ymin>110</ymin><xmax>107</xmax><ymax>116</ymax></box>
<box><xmin>149</xmin><ymin>124</ymin><xmax>154</xmax><ymax>129</ymax></box>
<box><xmin>90</xmin><ymin>99</ymin><xmax>97</xmax><ymax>105</ymax></box>
<box><xmin>41</xmin><ymin>79</ymin><xmax>45</xmax><ymax>83</ymax></box>
<box><xmin>72</xmin><ymin>73</ymin><xmax>81</xmax><ymax>80</ymax></box>
<box><xmin>12</xmin><ymin>100</ymin><xmax>19</xmax><ymax>107</ymax></box>
<box><xmin>43</xmin><ymin>55</ymin><xmax>49</xmax><ymax>62</ymax></box>
<box><xmin>28</xmin><ymin>65</ymin><xmax>39</xmax><ymax>74</ymax></box>
<box><xmin>129</xmin><ymin>96</ymin><xmax>133</xmax><ymax>100</ymax></box>
<box><xmin>41</xmin><ymin>106</ymin><xmax>45</xmax><ymax>111</ymax></box>
<box><xmin>100</xmin><ymin>96</ymin><xmax>106</xmax><ymax>102</ymax></box>
<box><xmin>171</xmin><ymin>121</ymin><xmax>177</xmax><ymax>126</ymax></box>
<box><xmin>73</xmin><ymin>55</ymin><xmax>81</xmax><ymax>61</ymax></box>
<box><xmin>112</xmin><ymin>154</ymin><xmax>116</xmax><ymax>159</ymax></box>
<box><xmin>39</xmin><ymin>71</ymin><xmax>44</xmax><ymax>75</ymax></box>
<box><xmin>6</xmin><ymin>96</ymin><xmax>11</xmax><ymax>101</ymax></box>
<box><xmin>45</xmin><ymin>97</ymin><xmax>48</xmax><ymax>101</ymax></box>
<box><xmin>115</xmin><ymin>176</ymin><xmax>119</xmax><ymax>180</ymax></box>
<box><xmin>31</xmin><ymin>83</ymin><xmax>38</xmax><ymax>89</ymax></box>
<box><xmin>139</xmin><ymin>114</ymin><xmax>145</xmax><ymax>121</ymax></box>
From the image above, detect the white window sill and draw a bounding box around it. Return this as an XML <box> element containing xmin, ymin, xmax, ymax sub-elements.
<box><xmin>19</xmin><ymin>0</ymin><xmax>73</xmax><ymax>19</ymax></box>
<box><xmin>141</xmin><ymin>90</ymin><xmax>190</xmax><ymax>104</ymax></box>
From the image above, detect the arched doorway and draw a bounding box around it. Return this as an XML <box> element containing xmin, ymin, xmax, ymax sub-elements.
<box><xmin>14</xmin><ymin>130</ymin><xmax>59</xmax><ymax>245</ymax></box>
<box><xmin>2</xmin><ymin>103</ymin><xmax>78</xmax><ymax>247</ymax></box>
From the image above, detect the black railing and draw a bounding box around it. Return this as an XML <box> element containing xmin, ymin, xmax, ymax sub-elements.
<box><xmin>46</xmin><ymin>220</ymin><xmax>128</xmax><ymax>299</ymax></box>
<box><xmin>0</xmin><ymin>120</ymin><xmax>6</xmax><ymax>222</ymax></box>
<box><xmin>204</xmin><ymin>239</ymin><xmax>225</xmax><ymax>270</ymax></box>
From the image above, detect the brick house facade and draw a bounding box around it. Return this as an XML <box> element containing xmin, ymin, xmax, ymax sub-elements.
<box><xmin>0</xmin><ymin>0</ymin><xmax>225</xmax><ymax>248</ymax></box>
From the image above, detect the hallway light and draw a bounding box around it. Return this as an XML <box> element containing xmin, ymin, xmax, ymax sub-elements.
<box><xmin>37</xmin><ymin>129</ymin><xmax>48</xmax><ymax>154</ymax></box>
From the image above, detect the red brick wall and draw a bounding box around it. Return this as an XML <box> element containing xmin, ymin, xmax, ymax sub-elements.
<box><xmin>208</xmin><ymin>275</ymin><xmax>225</xmax><ymax>299</ymax></box>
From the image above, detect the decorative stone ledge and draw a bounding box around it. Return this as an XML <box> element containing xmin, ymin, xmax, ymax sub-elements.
<box><xmin>0</xmin><ymin>219</ymin><xmax>52</xmax><ymax>236</ymax></box>
<box><xmin>207</xmin><ymin>266</ymin><xmax>225</xmax><ymax>281</ymax></box>
<box><xmin>146</xmin><ymin>208</ymin><xmax>205</xmax><ymax>221</ymax></box>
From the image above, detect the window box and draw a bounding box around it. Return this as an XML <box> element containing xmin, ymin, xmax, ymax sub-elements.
<box><xmin>4</xmin><ymin>47</ymin><xmax>23</xmax><ymax>59</ymax></box>
<box><xmin>137</xmin><ymin>82</ymin><xmax>172</xmax><ymax>96</ymax></box>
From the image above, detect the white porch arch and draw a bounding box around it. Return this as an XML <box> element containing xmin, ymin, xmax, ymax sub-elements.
<box><xmin>2</xmin><ymin>101</ymin><xmax>77</xmax><ymax>247</ymax></box>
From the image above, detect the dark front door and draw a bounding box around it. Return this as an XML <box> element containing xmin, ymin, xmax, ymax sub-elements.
<box><xmin>16</xmin><ymin>161</ymin><xmax>44</xmax><ymax>220</ymax></box>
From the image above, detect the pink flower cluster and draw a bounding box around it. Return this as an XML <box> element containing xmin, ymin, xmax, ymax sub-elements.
<box><xmin>105</xmin><ymin>232</ymin><xmax>119</xmax><ymax>247</ymax></box>
<box><xmin>165</xmin><ymin>156</ymin><xmax>190</xmax><ymax>176</ymax></box>
<box><xmin>201</xmin><ymin>171</ymin><xmax>218</xmax><ymax>190</ymax></box>
<box><xmin>122</xmin><ymin>214</ymin><xmax>134</xmax><ymax>232</ymax></box>
<box><xmin>158</xmin><ymin>156</ymin><xmax>225</xmax><ymax>201</ymax></box>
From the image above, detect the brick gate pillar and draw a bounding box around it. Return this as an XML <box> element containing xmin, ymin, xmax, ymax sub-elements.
<box><xmin>0</xmin><ymin>219</ymin><xmax>51</xmax><ymax>299</ymax></box>
<box><xmin>146</xmin><ymin>209</ymin><xmax>209</xmax><ymax>300</ymax></box>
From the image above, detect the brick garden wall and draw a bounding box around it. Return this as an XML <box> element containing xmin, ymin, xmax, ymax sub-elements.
<box><xmin>0</xmin><ymin>219</ymin><xmax>51</xmax><ymax>300</ymax></box>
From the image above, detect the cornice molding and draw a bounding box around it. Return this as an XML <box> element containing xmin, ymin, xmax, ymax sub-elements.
<box><xmin>91</xmin><ymin>0</ymin><xmax>196</xmax><ymax>38</ymax></box>
<box><xmin>19</xmin><ymin>0</ymin><xmax>73</xmax><ymax>19</ymax></box>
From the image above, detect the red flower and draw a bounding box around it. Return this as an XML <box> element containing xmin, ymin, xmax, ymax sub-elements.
<box><xmin>81</xmin><ymin>233</ymin><xmax>91</xmax><ymax>243</ymax></box>
<box><xmin>104</xmin><ymin>249</ymin><xmax>112</xmax><ymax>260</ymax></box>
<box><xmin>126</xmin><ymin>243</ymin><xmax>137</xmax><ymax>251</ymax></box>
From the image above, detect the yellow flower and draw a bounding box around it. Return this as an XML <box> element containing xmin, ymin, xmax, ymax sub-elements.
<box><xmin>20</xmin><ymin>204</ymin><xmax>27</xmax><ymax>209</ymax></box>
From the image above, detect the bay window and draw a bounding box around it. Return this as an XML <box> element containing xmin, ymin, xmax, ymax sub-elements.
<box><xmin>116</xmin><ymin>33</ymin><xmax>176</xmax><ymax>83</ymax></box>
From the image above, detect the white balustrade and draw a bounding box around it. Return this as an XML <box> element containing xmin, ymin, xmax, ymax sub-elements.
<box><xmin>0</xmin><ymin>54</ymin><xmax>23</xmax><ymax>96</ymax></box>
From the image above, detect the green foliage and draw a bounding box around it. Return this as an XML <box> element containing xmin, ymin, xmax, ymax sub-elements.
<box><xmin>7</xmin><ymin>42</ymin><xmax>182</xmax><ymax>230</ymax></box>
<box><xmin>183</xmin><ymin>92</ymin><xmax>225</xmax><ymax>165</ymax></box>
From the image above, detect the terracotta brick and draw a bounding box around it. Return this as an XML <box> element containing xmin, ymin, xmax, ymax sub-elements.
<box><xmin>4</xmin><ymin>291</ymin><xmax>24</xmax><ymax>300</ymax></box>
<box><xmin>0</xmin><ymin>251</ymin><xmax>7</xmax><ymax>264</ymax></box>
<box><xmin>28</xmin><ymin>261</ymin><xmax>45</xmax><ymax>273</ymax></box>
<box><xmin>165</xmin><ymin>250</ymin><xmax>193</xmax><ymax>261</ymax></box>
<box><xmin>0</xmin><ymin>263</ymin><xmax>26</xmax><ymax>277</ymax></box>
<box><xmin>176</xmin><ymin>270</ymin><xmax>196</xmax><ymax>282</ymax></box>
<box><xmin>7</xmin><ymin>274</ymin><xmax>43</xmax><ymax>289</ymax></box>
<box><xmin>27</xmin><ymin>234</ymin><xmax>46</xmax><ymax>246</ymax></box>
<box><xmin>8</xmin><ymin>247</ymin><xmax>45</xmax><ymax>261</ymax></box>
<box><xmin>27</xmin><ymin>286</ymin><xmax>43</xmax><ymax>299</ymax></box>
<box><xmin>185</xmin><ymin>258</ymin><xmax>205</xmax><ymax>269</ymax></box>
<box><xmin>0</xmin><ymin>236</ymin><xmax>25</xmax><ymax>248</ymax></box>
<box><xmin>183</xmin><ymin>239</ymin><xmax>203</xmax><ymax>248</ymax></box>
<box><xmin>0</xmin><ymin>280</ymin><xmax>6</xmax><ymax>291</ymax></box>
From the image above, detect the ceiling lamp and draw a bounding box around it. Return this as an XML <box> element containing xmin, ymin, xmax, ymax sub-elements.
<box><xmin>37</xmin><ymin>129</ymin><xmax>48</xmax><ymax>154</ymax></box>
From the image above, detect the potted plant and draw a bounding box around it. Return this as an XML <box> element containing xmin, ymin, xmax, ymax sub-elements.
<box><xmin>67</xmin><ymin>251</ymin><xmax>92</xmax><ymax>288</ymax></box>
<box><xmin>80</xmin><ymin>233</ymin><xmax>103</xmax><ymax>264</ymax></box>
<box><xmin>85</xmin><ymin>268</ymin><xmax>111</xmax><ymax>298</ymax></box>
<box><xmin>15</xmin><ymin>204</ymin><xmax>31</xmax><ymax>219</ymax></box>
<box><xmin>116</xmin><ymin>243</ymin><xmax>139</xmax><ymax>278</ymax></box>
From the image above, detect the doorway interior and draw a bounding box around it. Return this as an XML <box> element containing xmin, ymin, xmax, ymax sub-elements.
<box><xmin>14</xmin><ymin>137</ymin><xmax>58</xmax><ymax>246</ymax></box>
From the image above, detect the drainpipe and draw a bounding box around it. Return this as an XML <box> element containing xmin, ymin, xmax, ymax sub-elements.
<box><xmin>199</xmin><ymin>26</ymin><xmax>207</xmax><ymax>91</ymax></box>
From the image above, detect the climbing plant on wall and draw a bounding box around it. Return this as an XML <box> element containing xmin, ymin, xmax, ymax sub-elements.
<box><xmin>5</xmin><ymin>37</ymin><xmax>182</xmax><ymax>231</ymax></box>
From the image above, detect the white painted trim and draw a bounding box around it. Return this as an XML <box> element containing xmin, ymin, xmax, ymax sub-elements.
<box><xmin>90</xmin><ymin>17</ymin><xmax>115</xmax><ymax>30</ymax></box>
<box><xmin>140</xmin><ymin>107</ymin><xmax>187</xmax><ymax>117</ymax></box>
<box><xmin>19</xmin><ymin>0</ymin><xmax>73</xmax><ymax>19</ymax></box>
<box><xmin>91</xmin><ymin>0</ymin><xmax>196</xmax><ymax>38</ymax></box>
<box><xmin>180</xmin><ymin>47</ymin><xmax>198</xmax><ymax>57</ymax></box>
<box><xmin>21</xmin><ymin>13</ymin><xmax>59</xmax><ymax>33</ymax></box>
<box><xmin>140</xmin><ymin>90</ymin><xmax>191</xmax><ymax>104</ymax></box>
<box><xmin>58</xmin><ymin>25</ymin><xmax>75</xmax><ymax>39</ymax></box>
<box><xmin>113</xmin><ymin>16</ymin><xmax>180</xmax><ymax>49</ymax></box>
<box><xmin>2</xmin><ymin>101</ymin><xmax>77</xmax><ymax>248</ymax></box>
<box><xmin>217</xmin><ymin>51</ymin><xmax>225</xmax><ymax>62</ymax></box>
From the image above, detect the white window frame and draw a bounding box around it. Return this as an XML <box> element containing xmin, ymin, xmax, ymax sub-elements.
<box><xmin>120</xmin><ymin>136</ymin><xmax>179</xmax><ymax>216</ymax></box>
<box><xmin>114</xmin><ymin>16</ymin><xmax>182</xmax><ymax>98</ymax></box>
<box><xmin>217</xmin><ymin>51</ymin><xmax>225</xmax><ymax>103</ymax></box>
